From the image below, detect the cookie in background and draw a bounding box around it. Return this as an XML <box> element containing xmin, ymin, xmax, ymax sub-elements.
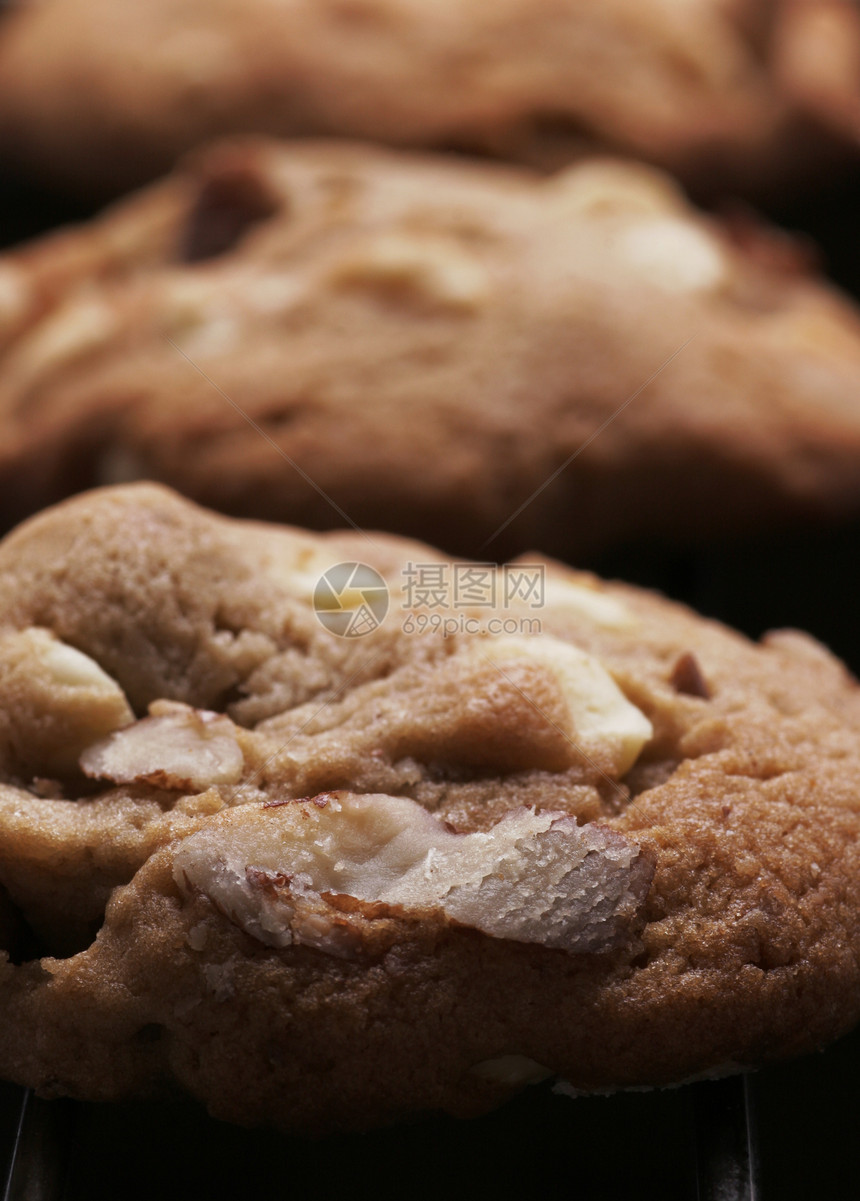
<box><xmin>0</xmin><ymin>0</ymin><xmax>857</xmax><ymax>198</ymax></box>
<box><xmin>1</xmin><ymin>138</ymin><xmax>860</xmax><ymax>559</ymax></box>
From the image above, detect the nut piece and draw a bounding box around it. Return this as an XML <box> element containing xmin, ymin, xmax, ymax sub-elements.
<box><xmin>0</xmin><ymin>627</ymin><xmax>134</xmax><ymax>778</ymax></box>
<box><xmin>80</xmin><ymin>701</ymin><xmax>244</xmax><ymax>791</ymax></box>
<box><xmin>471</xmin><ymin>636</ymin><xmax>652</xmax><ymax>777</ymax></box>
<box><xmin>669</xmin><ymin>651</ymin><xmax>711</xmax><ymax>699</ymax></box>
<box><xmin>174</xmin><ymin>792</ymin><xmax>653</xmax><ymax>956</ymax></box>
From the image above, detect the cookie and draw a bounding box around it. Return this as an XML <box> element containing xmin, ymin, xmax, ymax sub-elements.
<box><xmin>0</xmin><ymin>0</ymin><xmax>857</xmax><ymax>196</ymax></box>
<box><xmin>1</xmin><ymin>482</ymin><xmax>859</xmax><ymax>1132</ymax></box>
<box><xmin>2</xmin><ymin>138</ymin><xmax>860</xmax><ymax>559</ymax></box>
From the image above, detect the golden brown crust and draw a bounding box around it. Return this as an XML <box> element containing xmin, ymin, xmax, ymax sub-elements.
<box><xmin>3</xmin><ymin>140</ymin><xmax>860</xmax><ymax>557</ymax></box>
<box><xmin>0</xmin><ymin>0</ymin><xmax>858</xmax><ymax>195</ymax></box>
<box><xmin>1</xmin><ymin>484</ymin><xmax>860</xmax><ymax>1130</ymax></box>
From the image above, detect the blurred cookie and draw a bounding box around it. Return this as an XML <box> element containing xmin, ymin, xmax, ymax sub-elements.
<box><xmin>0</xmin><ymin>0</ymin><xmax>858</xmax><ymax>196</ymax></box>
<box><xmin>2</xmin><ymin>139</ymin><xmax>860</xmax><ymax>558</ymax></box>
<box><xmin>1</xmin><ymin>484</ymin><xmax>860</xmax><ymax>1130</ymax></box>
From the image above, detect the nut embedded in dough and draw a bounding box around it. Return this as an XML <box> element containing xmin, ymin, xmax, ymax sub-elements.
<box><xmin>174</xmin><ymin>792</ymin><xmax>655</xmax><ymax>954</ymax></box>
<box><xmin>81</xmin><ymin>701</ymin><xmax>244</xmax><ymax>792</ymax></box>
<box><xmin>0</xmin><ymin>627</ymin><xmax>134</xmax><ymax>778</ymax></box>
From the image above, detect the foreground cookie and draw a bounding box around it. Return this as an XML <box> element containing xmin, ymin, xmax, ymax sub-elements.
<box><xmin>0</xmin><ymin>0</ymin><xmax>858</xmax><ymax>196</ymax></box>
<box><xmin>1</xmin><ymin>484</ymin><xmax>859</xmax><ymax>1131</ymax></box>
<box><xmin>3</xmin><ymin>140</ymin><xmax>860</xmax><ymax>559</ymax></box>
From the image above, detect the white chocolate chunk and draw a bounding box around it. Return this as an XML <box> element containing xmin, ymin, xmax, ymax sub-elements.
<box><xmin>81</xmin><ymin>701</ymin><xmax>243</xmax><ymax>791</ymax></box>
<box><xmin>174</xmin><ymin>792</ymin><xmax>653</xmax><ymax>956</ymax></box>
<box><xmin>5</xmin><ymin>298</ymin><xmax>117</xmax><ymax>386</ymax></box>
<box><xmin>264</xmin><ymin>546</ymin><xmax>393</xmax><ymax>635</ymax></box>
<box><xmin>0</xmin><ymin>628</ymin><xmax>134</xmax><ymax>777</ymax></box>
<box><xmin>541</xmin><ymin>578</ymin><xmax>636</xmax><ymax>631</ymax></box>
<box><xmin>263</xmin><ymin>542</ymin><xmax>353</xmax><ymax>604</ymax></box>
<box><xmin>617</xmin><ymin>217</ymin><xmax>727</xmax><ymax>293</ymax></box>
<box><xmin>550</xmin><ymin>162</ymin><xmax>683</xmax><ymax>218</ymax></box>
<box><xmin>32</xmin><ymin>634</ymin><xmax>113</xmax><ymax>690</ymax></box>
<box><xmin>471</xmin><ymin>636</ymin><xmax>652</xmax><ymax>776</ymax></box>
<box><xmin>313</xmin><ymin>563</ymin><xmax>387</xmax><ymax>614</ymax></box>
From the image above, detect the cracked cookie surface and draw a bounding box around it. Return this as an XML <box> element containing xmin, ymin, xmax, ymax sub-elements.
<box><xmin>3</xmin><ymin>140</ymin><xmax>860</xmax><ymax>558</ymax></box>
<box><xmin>1</xmin><ymin>484</ymin><xmax>860</xmax><ymax>1130</ymax></box>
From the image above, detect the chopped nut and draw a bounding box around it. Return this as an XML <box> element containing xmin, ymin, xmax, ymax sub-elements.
<box><xmin>174</xmin><ymin>792</ymin><xmax>653</xmax><ymax>956</ymax></box>
<box><xmin>669</xmin><ymin>651</ymin><xmax>711</xmax><ymax>699</ymax></box>
<box><xmin>80</xmin><ymin>701</ymin><xmax>244</xmax><ymax>791</ymax></box>
<box><xmin>0</xmin><ymin>628</ymin><xmax>133</xmax><ymax>777</ymax></box>
<box><xmin>472</xmin><ymin>635</ymin><xmax>652</xmax><ymax>777</ymax></box>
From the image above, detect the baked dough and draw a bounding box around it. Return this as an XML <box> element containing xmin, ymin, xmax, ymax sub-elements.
<box><xmin>0</xmin><ymin>0</ymin><xmax>857</xmax><ymax>195</ymax></box>
<box><xmin>2</xmin><ymin>139</ymin><xmax>860</xmax><ymax>558</ymax></box>
<box><xmin>1</xmin><ymin>484</ymin><xmax>859</xmax><ymax>1130</ymax></box>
